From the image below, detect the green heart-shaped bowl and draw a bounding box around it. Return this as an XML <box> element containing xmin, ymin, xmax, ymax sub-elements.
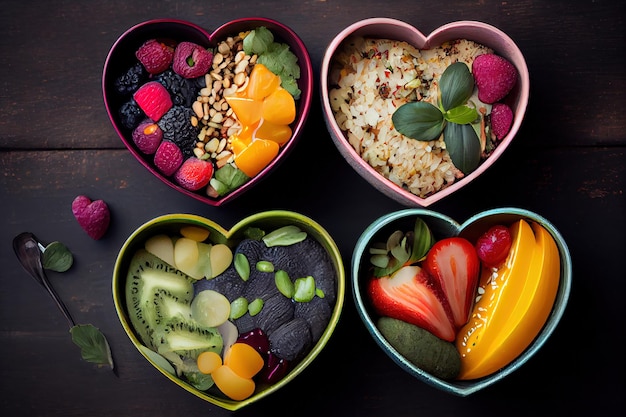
<box><xmin>352</xmin><ymin>208</ymin><xmax>571</xmax><ymax>396</ymax></box>
<box><xmin>113</xmin><ymin>211</ymin><xmax>345</xmax><ymax>410</ymax></box>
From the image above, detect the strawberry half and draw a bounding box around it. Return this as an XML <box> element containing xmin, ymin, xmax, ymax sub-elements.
<box><xmin>422</xmin><ymin>237</ymin><xmax>480</xmax><ymax>329</ymax></box>
<box><xmin>367</xmin><ymin>265</ymin><xmax>456</xmax><ymax>342</ymax></box>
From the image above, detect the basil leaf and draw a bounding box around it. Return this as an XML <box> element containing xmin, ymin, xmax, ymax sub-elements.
<box><xmin>444</xmin><ymin>105</ymin><xmax>479</xmax><ymax>125</ymax></box>
<box><xmin>242</xmin><ymin>26</ymin><xmax>274</xmax><ymax>55</ymax></box>
<box><xmin>70</xmin><ymin>324</ymin><xmax>114</xmax><ymax>370</ymax></box>
<box><xmin>42</xmin><ymin>241</ymin><xmax>73</xmax><ymax>272</ymax></box>
<box><xmin>439</xmin><ymin>62</ymin><xmax>475</xmax><ymax>111</ymax></box>
<box><xmin>409</xmin><ymin>217</ymin><xmax>435</xmax><ymax>262</ymax></box>
<box><xmin>392</xmin><ymin>101</ymin><xmax>445</xmax><ymax>141</ymax></box>
<box><xmin>444</xmin><ymin>123</ymin><xmax>482</xmax><ymax>174</ymax></box>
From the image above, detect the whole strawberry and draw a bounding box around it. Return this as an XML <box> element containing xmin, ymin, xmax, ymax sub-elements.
<box><xmin>174</xmin><ymin>157</ymin><xmax>214</xmax><ymax>191</ymax></box>
<box><xmin>135</xmin><ymin>39</ymin><xmax>175</xmax><ymax>75</ymax></box>
<box><xmin>172</xmin><ymin>42</ymin><xmax>213</xmax><ymax>79</ymax></box>
<box><xmin>475</xmin><ymin>225</ymin><xmax>512</xmax><ymax>268</ymax></box>
<box><xmin>154</xmin><ymin>140</ymin><xmax>183</xmax><ymax>176</ymax></box>
<box><xmin>490</xmin><ymin>103</ymin><xmax>514</xmax><ymax>140</ymax></box>
<box><xmin>133</xmin><ymin>81</ymin><xmax>172</xmax><ymax>122</ymax></box>
<box><xmin>72</xmin><ymin>195</ymin><xmax>110</xmax><ymax>240</ymax></box>
<box><xmin>472</xmin><ymin>54</ymin><xmax>518</xmax><ymax>104</ymax></box>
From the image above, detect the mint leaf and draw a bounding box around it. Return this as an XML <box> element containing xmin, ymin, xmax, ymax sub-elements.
<box><xmin>242</xmin><ymin>26</ymin><xmax>274</xmax><ymax>55</ymax></box>
<box><xmin>445</xmin><ymin>105</ymin><xmax>479</xmax><ymax>125</ymax></box>
<box><xmin>392</xmin><ymin>101</ymin><xmax>445</xmax><ymax>141</ymax></box>
<box><xmin>444</xmin><ymin>122</ymin><xmax>481</xmax><ymax>174</ymax></box>
<box><xmin>42</xmin><ymin>241</ymin><xmax>73</xmax><ymax>272</ymax></box>
<box><xmin>70</xmin><ymin>324</ymin><xmax>114</xmax><ymax>370</ymax></box>
<box><xmin>409</xmin><ymin>217</ymin><xmax>435</xmax><ymax>262</ymax></box>
<box><xmin>439</xmin><ymin>62</ymin><xmax>474</xmax><ymax>111</ymax></box>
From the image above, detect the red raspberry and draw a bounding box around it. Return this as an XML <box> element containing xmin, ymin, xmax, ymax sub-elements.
<box><xmin>132</xmin><ymin>120</ymin><xmax>163</xmax><ymax>154</ymax></box>
<box><xmin>135</xmin><ymin>39</ymin><xmax>175</xmax><ymax>75</ymax></box>
<box><xmin>174</xmin><ymin>157</ymin><xmax>214</xmax><ymax>191</ymax></box>
<box><xmin>490</xmin><ymin>103</ymin><xmax>514</xmax><ymax>140</ymax></box>
<box><xmin>133</xmin><ymin>81</ymin><xmax>172</xmax><ymax>121</ymax></box>
<box><xmin>172</xmin><ymin>42</ymin><xmax>213</xmax><ymax>79</ymax></box>
<box><xmin>154</xmin><ymin>141</ymin><xmax>183</xmax><ymax>176</ymax></box>
<box><xmin>472</xmin><ymin>54</ymin><xmax>518</xmax><ymax>104</ymax></box>
<box><xmin>475</xmin><ymin>225</ymin><xmax>512</xmax><ymax>268</ymax></box>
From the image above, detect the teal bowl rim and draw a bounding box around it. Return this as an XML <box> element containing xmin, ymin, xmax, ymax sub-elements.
<box><xmin>351</xmin><ymin>207</ymin><xmax>572</xmax><ymax>396</ymax></box>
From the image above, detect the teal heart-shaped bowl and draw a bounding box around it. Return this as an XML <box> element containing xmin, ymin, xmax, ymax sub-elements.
<box><xmin>352</xmin><ymin>208</ymin><xmax>571</xmax><ymax>396</ymax></box>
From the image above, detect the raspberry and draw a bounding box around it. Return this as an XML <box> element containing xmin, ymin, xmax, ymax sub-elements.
<box><xmin>475</xmin><ymin>225</ymin><xmax>512</xmax><ymax>268</ymax></box>
<box><xmin>172</xmin><ymin>41</ymin><xmax>213</xmax><ymax>79</ymax></box>
<box><xmin>133</xmin><ymin>81</ymin><xmax>173</xmax><ymax>121</ymax></box>
<box><xmin>71</xmin><ymin>195</ymin><xmax>111</xmax><ymax>240</ymax></box>
<box><xmin>174</xmin><ymin>157</ymin><xmax>214</xmax><ymax>191</ymax></box>
<box><xmin>154</xmin><ymin>140</ymin><xmax>183</xmax><ymax>177</ymax></box>
<box><xmin>472</xmin><ymin>54</ymin><xmax>518</xmax><ymax>104</ymax></box>
<box><xmin>490</xmin><ymin>103</ymin><xmax>514</xmax><ymax>140</ymax></box>
<box><xmin>132</xmin><ymin>120</ymin><xmax>163</xmax><ymax>154</ymax></box>
<box><xmin>135</xmin><ymin>39</ymin><xmax>176</xmax><ymax>75</ymax></box>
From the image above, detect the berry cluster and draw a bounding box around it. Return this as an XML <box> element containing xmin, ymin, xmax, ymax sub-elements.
<box><xmin>114</xmin><ymin>38</ymin><xmax>214</xmax><ymax>191</ymax></box>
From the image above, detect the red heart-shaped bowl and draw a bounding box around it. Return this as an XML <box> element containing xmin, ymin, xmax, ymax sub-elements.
<box><xmin>103</xmin><ymin>19</ymin><xmax>313</xmax><ymax>206</ymax></box>
<box><xmin>352</xmin><ymin>208</ymin><xmax>571</xmax><ymax>396</ymax></box>
<box><xmin>321</xmin><ymin>18</ymin><xmax>530</xmax><ymax>207</ymax></box>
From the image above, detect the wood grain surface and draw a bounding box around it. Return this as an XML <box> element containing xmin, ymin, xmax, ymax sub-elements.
<box><xmin>1</xmin><ymin>1</ymin><xmax>624</xmax><ymax>416</ymax></box>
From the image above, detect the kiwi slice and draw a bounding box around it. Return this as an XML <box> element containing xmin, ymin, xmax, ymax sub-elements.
<box><xmin>125</xmin><ymin>249</ymin><xmax>195</xmax><ymax>348</ymax></box>
<box><xmin>153</xmin><ymin>316</ymin><xmax>223</xmax><ymax>360</ymax></box>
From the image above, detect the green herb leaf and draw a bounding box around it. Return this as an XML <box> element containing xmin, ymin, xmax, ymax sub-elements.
<box><xmin>70</xmin><ymin>324</ymin><xmax>114</xmax><ymax>370</ymax></box>
<box><xmin>409</xmin><ymin>217</ymin><xmax>435</xmax><ymax>262</ymax></box>
<box><xmin>138</xmin><ymin>345</ymin><xmax>176</xmax><ymax>375</ymax></box>
<box><xmin>392</xmin><ymin>101</ymin><xmax>445</xmax><ymax>141</ymax></box>
<box><xmin>439</xmin><ymin>62</ymin><xmax>475</xmax><ymax>111</ymax></box>
<box><xmin>262</xmin><ymin>225</ymin><xmax>307</xmax><ymax>247</ymax></box>
<box><xmin>242</xmin><ymin>26</ymin><xmax>274</xmax><ymax>55</ymax></box>
<box><xmin>243</xmin><ymin>227</ymin><xmax>265</xmax><ymax>240</ymax></box>
<box><xmin>210</xmin><ymin>165</ymin><xmax>249</xmax><ymax>196</ymax></box>
<box><xmin>444</xmin><ymin>105</ymin><xmax>479</xmax><ymax>125</ymax></box>
<box><xmin>444</xmin><ymin>122</ymin><xmax>482</xmax><ymax>174</ymax></box>
<box><xmin>42</xmin><ymin>241</ymin><xmax>73</xmax><ymax>272</ymax></box>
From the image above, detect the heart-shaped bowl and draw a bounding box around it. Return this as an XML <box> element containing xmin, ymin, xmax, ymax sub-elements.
<box><xmin>112</xmin><ymin>211</ymin><xmax>345</xmax><ymax>410</ymax></box>
<box><xmin>321</xmin><ymin>18</ymin><xmax>530</xmax><ymax>207</ymax></box>
<box><xmin>352</xmin><ymin>208</ymin><xmax>571</xmax><ymax>396</ymax></box>
<box><xmin>103</xmin><ymin>18</ymin><xmax>313</xmax><ymax>206</ymax></box>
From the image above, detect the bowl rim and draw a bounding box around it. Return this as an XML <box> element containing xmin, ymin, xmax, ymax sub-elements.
<box><xmin>320</xmin><ymin>18</ymin><xmax>530</xmax><ymax>207</ymax></box>
<box><xmin>350</xmin><ymin>207</ymin><xmax>571</xmax><ymax>396</ymax></box>
<box><xmin>112</xmin><ymin>211</ymin><xmax>345</xmax><ymax>410</ymax></box>
<box><xmin>102</xmin><ymin>18</ymin><xmax>314</xmax><ymax>207</ymax></box>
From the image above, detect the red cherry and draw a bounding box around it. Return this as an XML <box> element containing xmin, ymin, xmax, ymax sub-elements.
<box><xmin>475</xmin><ymin>225</ymin><xmax>512</xmax><ymax>267</ymax></box>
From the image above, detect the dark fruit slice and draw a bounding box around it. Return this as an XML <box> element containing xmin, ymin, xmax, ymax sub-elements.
<box><xmin>125</xmin><ymin>249</ymin><xmax>194</xmax><ymax>348</ymax></box>
<box><xmin>475</xmin><ymin>225</ymin><xmax>513</xmax><ymax>268</ymax></box>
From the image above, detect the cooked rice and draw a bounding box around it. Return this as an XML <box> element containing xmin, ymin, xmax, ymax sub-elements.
<box><xmin>329</xmin><ymin>37</ymin><xmax>493</xmax><ymax>198</ymax></box>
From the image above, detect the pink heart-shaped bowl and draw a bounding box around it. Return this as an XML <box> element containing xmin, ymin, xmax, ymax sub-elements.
<box><xmin>103</xmin><ymin>19</ymin><xmax>313</xmax><ymax>206</ymax></box>
<box><xmin>112</xmin><ymin>211</ymin><xmax>345</xmax><ymax>410</ymax></box>
<box><xmin>320</xmin><ymin>18</ymin><xmax>530</xmax><ymax>207</ymax></box>
<box><xmin>352</xmin><ymin>208</ymin><xmax>571</xmax><ymax>396</ymax></box>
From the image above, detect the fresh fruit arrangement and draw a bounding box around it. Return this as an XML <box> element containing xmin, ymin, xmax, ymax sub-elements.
<box><xmin>112</xmin><ymin>26</ymin><xmax>301</xmax><ymax>199</ymax></box>
<box><xmin>365</xmin><ymin>216</ymin><xmax>560</xmax><ymax>380</ymax></box>
<box><xmin>124</xmin><ymin>223</ymin><xmax>337</xmax><ymax>400</ymax></box>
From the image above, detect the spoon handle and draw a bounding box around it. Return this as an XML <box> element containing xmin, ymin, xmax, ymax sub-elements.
<box><xmin>13</xmin><ymin>232</ymin><xmax>76</xmax><ymax>329</ymax></box>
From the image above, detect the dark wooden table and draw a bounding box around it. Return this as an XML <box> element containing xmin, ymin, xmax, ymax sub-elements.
<box><xmin>1</xmin><ymin>1</ymin><xmax>624</xmax><ymax>416</ymax></box>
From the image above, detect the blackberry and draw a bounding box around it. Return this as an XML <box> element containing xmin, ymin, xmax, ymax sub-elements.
<box><xmin>114</xmin><ymin>62</ymin><xmax>147</xmax><ymax>96</ymax></box>
<box><xmin>157</xmin><ymin>106</ymin><xmax>199</xmax><ymax>158</ymax></box>
<box><xmin>118</xmin><ymin>99</ymin><xmax>144</xmax><ymax>130</ymax></box>
<box><xmin>154</xmin><ymin>70</ymin><xmax>205</xmax><ymax>107</ymax></box>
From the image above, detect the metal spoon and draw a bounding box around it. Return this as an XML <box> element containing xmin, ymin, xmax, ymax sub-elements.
<box><xmin>13</xmin><ymin>232</ymin><xmax>76</xmax><ymax>329</ymax></box>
